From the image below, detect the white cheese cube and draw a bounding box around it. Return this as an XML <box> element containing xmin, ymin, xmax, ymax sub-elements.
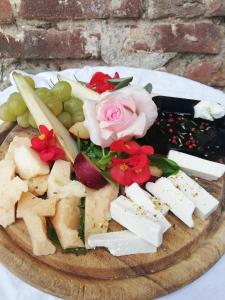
<box><xmin>111</xmin><ymin>196</ymin><xmax>163</xmax><ymax>247</ymax></box>
<box><xmin>168</xmin><ymin>171</ymin><xmax>219</xmax><ymax>220</ymax></box>
<box><xmin>88</xmin><ymin>230</ymin><xmax>157</xmax><ymax>256</ymax></box>
<box><xmin>125</xmin><ymin>183</ymin><xmax>171</xmax><ymax>232</ymax></box>
<box><xmin>168</xmin><ymin>150</ymin><xmax>225</xmax><ymax>181</ymax></box>
<box><xmin>146</xmin><ymin>178</ymin><xmax>195</xmax><ymax>228</ymax></box>
<box><xmin>14</xmin><ymin>145</ymin><xmax>49</xmax><ymax>179</ymax></box>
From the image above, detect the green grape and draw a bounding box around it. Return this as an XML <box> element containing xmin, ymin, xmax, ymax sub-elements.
<box><xmin>71</xmin><ymin>111</ymin><xmax>85</xmax><ymax>123</ymax></box>
<box><xmin>24</xmin><ymin>76</ymin><xmax>35</xmax><ymax>89</ymax></box>
<box><xmin>7</xmin><ymin>92</ymin><xmax>27</xmax><ymax>116</ymax></box>
<box><xmin>64</xmin><ymin>97</ymin><xmax>83</xmax><ymax>114</ymax></box>
<box><xmin>58</xmin><ymin>112</ymin><xmax>73</xmax><ymax>129</ymax></box>
<box><xmin>17</xmin><ymin>111</ymin><xmax>29</xmax><ymax>128</ymax></box>
<box><xmin>0</xmin><ymin>103</ymin><xmax>17</xmax><ymax>122</ymax></box>
<box><xmin>52</xmin><ymin>81</ymin><xmax>72</xmax><ymax>102</ymax></box>
<box><xmin>46</xmin><ymin>98</ymin><xmax>63</xmax><ymax>116</ymax></box>
<box><xmin>28</xmin><ymin>113</ymin><xmax>38</xmax><ymax>129</ymax></box>
<box><xmin>35</xmin><ymin>87</ymin><xmax>52</xmax><ymax>104</ymax></box>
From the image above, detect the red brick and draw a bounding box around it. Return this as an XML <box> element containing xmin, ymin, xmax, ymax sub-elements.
<box><xmin>0</xmin><ymin>33</ymin><xmax>22</xmax><ymax>58</ymax></box>
<box><xmin>0</xmin><ymin>0</ymin><xmax>13</xmax><ymax>24</ymax></box>
<box><xmin>23</xmin><ymin>30</ymin><xmax>100</xmax><ymax>59</ymax></box>
<box><xmin>110</xmin><ymin>0</ymin><xmax>143</xmax><ymax>18</ymax></box>
<box><xmin>184</xmin><ymin>59</ymin><xmax>225</xmax><ymax>87</ymax></box>
<box><xmin>19</xmin><ymin>0</ymin><xmax>108</xmax><ymax>21</ymax></box>
<box><xmin>147</xmin><ymin>0</ymin><xmax>205</xmax><ymax>19</ymax></box>
<box><xmin>205</xmin><ymin>0</ymin><xmax>225</xmax><ymax>16</ymax></box>
<box><xmin>124</xmin><ymin>23</ymin><xmax>222</xmax><ymax>54</ymax></box>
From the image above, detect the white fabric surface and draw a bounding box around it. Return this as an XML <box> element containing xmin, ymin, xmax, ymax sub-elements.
<box><xmin>0</xmin><ymin>66</ymin><xmax>225</xmax><ymax>300</ymax></box>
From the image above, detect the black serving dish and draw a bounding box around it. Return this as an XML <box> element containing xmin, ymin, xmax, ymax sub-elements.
<box><xmin>139</xmin><ymin>96</ymin><xmax>225</xmax><ymax>160</ymax></box>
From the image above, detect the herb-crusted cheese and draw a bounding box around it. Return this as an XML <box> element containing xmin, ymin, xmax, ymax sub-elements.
<box><xmin>111</xmin><ymin>196</ymin><xmax>163</xmax><ymax>247</ymax></box>
<box><xmin>146</xmin><ymin>178</ymin><xmax>195</xmax><ymax>228</ymax></box>
<box><xmin>168</xmin><ymin>170</ymin><xmax>219</xmax><ymax>220</ymax></box>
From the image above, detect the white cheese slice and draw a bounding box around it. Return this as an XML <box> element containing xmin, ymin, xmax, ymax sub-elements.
<box><xmin>146</xmin><ymin>178</ymin><xmax>195</xmax><ymax>228</ymax></box>
<box><xmin>111</xmin><ymin>196</ymin><xmax>163</xmax><ymax>247</ymax></box>
<box><xmin>168</xmin><ymin>150</ymin><xmax>225</xmax><ymax>181</ymax></box>
<box><xmin>168</xmin><ymin>171</ymin><xmax>219</xmax><ymax>220</ymax></box>
<box><xmin>125</xmin><ymin>183</ymin><xmax>170</xmax><ymax>232</ymax></box>
<box><xmin>14</xmin><ymin>145</ymin><xmax>49</xmax><ymax>179</ymax></box>
<box><xmin>88</xmin><ymin>230</ymin><xmax>157</xmax><ymax>256</ymax></box>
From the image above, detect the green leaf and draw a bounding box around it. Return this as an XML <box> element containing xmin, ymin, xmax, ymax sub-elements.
<box><xmin>150</xmin><ymin>156</ymin><xmax>180</xmax><ymax>177</ymax></box>
<box><xmin>144</xmin><ymin>83</ymin><xmax>153</xmax><ymax>94</ymax></box>
<box><xmin>78</xmin><ymin>198</ymin><xmax>85</xmax><ymax>242</ymax></box>
<box><xmin>108</xmin><ymin>77</ymin><xmax>133</xmax><ymax>90</ymax></box>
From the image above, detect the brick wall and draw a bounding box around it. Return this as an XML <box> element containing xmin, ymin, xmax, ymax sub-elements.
<box><xmin>0</xmin><ymin>0</ymin><xmax>225</xmax><ymax>91</ymax></box>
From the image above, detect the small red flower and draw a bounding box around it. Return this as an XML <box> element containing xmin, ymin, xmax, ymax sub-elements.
<box><xmin>86</xmin><ymin>72</ymin><xmax>119</xmax><ymax>94</ymax></box>
<box><xmin>110</xmin><ymin>154</ymin><xmax>151</xmax><ymax>186</ymax></box>
<box><xmin>31</xmin><ymin>125</ymin><xmax>64</xmax><ymax>163</ymax></box>
<box><xmin>110</xmin><ymin>139</ymin><xmax>154</xmax><ymax>156</ymax></box>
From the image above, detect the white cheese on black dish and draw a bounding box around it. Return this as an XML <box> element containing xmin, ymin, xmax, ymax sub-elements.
<box><xmin>88</xmin><ymin>230</ymin><xmax>157</xmax><ymax>256</ymax></box>
<box><xmin>111</xmin><ymin>195</ymin><xmax>163</xmax><ymax>247</ymax></box>
<box><xmin>168</xmin><ymin>170</ymin><xmax>219</xmax><ymax>220</ymax></box>
<box><xmin>168</xmin><ymin>150</ymin><xmax>225</xmax><ymax>181</ymax></box>
<box><xmin>125</xmin><ymin>183</ymin><xmax>170</xmax><ymax>232</ymax></box>
<box><xmin>146</xmin><ymin>178</ymin><xmax>195</xmax><ymax>228</ymax></box>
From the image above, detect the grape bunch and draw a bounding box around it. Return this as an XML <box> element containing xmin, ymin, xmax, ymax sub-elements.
<box><xmin>0</xmin><ymin>76</ymin><xmax>85</xmax><ymax>129</ymax></box>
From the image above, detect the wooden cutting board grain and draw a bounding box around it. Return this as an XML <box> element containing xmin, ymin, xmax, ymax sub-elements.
<box><xmin>0</xmin><ymin>124</ymin><xmax>225</xmax><ymax>300</ymax></box>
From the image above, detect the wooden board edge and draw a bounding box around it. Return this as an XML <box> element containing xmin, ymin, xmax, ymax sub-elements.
<box><xmin>0</xmin><ymin>212</ymin><xmax>225</xmax><ymax>300</ymax></box>
<box><xmin>0</xmin><ymin>122</ymin><xmax>16</xmax><ymax>144</ymax></box>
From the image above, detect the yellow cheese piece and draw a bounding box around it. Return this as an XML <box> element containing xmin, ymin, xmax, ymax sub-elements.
<box><xmin>23</xmin><ymin>214</ymin><xmax>56</xmax><ymax>256</ymax></box>
<box><xmin>0</xmin><ymin>159</ymin><xmax>16</xmax><ymax>182</ymax></box>
<box><xmin>14</xmin><ymin>145</ymin><xmax>50</xmax><ymax>179</ymax></box>
<box><xmin>5</xmin><ymin>136</ymin><xmax>31</xmax><ymax>161</ymax></box>
<box><xmin>17</xmin><ymin>192</ymin><xmax>57</xmax><ymax>256</ymax></box>
<box><xmin>85</xmin><ymin>184</ymin><xmax>119</xmax><ymax>248</ymax></box>
<box><xmin>28</xmin><ymin>175</ymin><xmax>49</xmax><ymax>196</ymax></box>
<box><xmin>0</xmin><ymin>176</ymin><xmax>28</xmax><ymax>228</ymax></box>
<box><xmin>51</xmin><ymin>197</ymin><xmax>84</xmax><ymax>249</ymax></box>
<box><xmin>47</xmin><ymin>160</ymin><xmax>85</xmax><ymax>198</ymax></box>
<box><xmin>17</xmin><ymin>192</ymin><xmax>57</xmax><ymax>218</ymax></box>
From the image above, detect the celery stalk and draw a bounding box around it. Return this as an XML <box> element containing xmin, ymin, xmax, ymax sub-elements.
<box><xmin>13</xmin><ymin>72</ymin><xmax>78</xmax><ymax>163</ymax></box>
<box><xmin>59</xmin><ymin>77</ymin><xmax>100</xmax><ymax>102</ymax></box>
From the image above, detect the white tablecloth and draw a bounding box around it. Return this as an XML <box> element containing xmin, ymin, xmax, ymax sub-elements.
<box><xmin>0</xmin><ymin>66</ymin><xmax>225</xmax><ymax>300</ymax></box>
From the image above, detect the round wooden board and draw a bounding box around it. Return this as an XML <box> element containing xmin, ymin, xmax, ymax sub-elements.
<box><xmin>0</xmin><ymin>123</ymin><xmax>225</xmax><ymax>300</ymax></box>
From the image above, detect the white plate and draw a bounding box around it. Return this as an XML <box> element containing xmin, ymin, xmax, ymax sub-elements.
<box><xmin>0</xmin><ymin>66</ymin><xmax>225</xmax><ymax>300</ymax></box>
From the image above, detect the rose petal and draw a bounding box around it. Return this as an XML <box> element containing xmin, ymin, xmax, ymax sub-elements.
<box><xmin>117</xmin><ymin>112</ymin><xmax>147</xmax><ymax>140</ymax></box>
<box><xmin>114</xmin><ymin>86</ymin><xmax>158</xmax><ymax>129</ymax></box>
<box><xmin>83</xmin><ymin>100</ymin><xmax>115</xmax><ymax>147</ymax></box>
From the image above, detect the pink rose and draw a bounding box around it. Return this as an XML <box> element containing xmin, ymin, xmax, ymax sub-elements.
<box><xmin>83</xmin><ymin>86</ymin><xmax>158</xmax><ymax>147</ymax></box>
